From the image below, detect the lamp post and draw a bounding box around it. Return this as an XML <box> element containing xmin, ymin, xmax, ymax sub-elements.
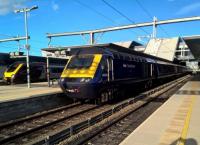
<box><xmin>14</xmin><ymin>5</ymin><xmax>38</xmax><ymax>88</ymax></box>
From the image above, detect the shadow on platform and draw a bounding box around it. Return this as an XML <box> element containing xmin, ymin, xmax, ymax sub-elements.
<box><xmin>170</xmin><ymin>138</ymin><xmax>197</xmax><ymax>145</ymax></box>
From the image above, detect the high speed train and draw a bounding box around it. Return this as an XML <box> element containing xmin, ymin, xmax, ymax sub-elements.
<box><xmin>3</xmin><ymin>61</ymin><xmax>65</xmax><ymax>84</ymax></box>
<box><xmin>59</xmin><ymin>43</ymin><xmax>188</xmax><ymax>102</ymax></box>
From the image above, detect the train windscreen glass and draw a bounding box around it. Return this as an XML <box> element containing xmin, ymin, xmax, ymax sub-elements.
<box><xmin>7</xmin><ymin>63</ymin><xmax>20</xmax><ymax>72</ymax></box>
<box><xmin>67</xmin><ymin>55</ymin><xmax>94</xmax><ymax>69</ymax></box>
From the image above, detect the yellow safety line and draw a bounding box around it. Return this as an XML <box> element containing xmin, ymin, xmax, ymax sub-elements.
<box><xmin>177</xmin><ymin>96</ymin><xmax>196</xmax><ymax>145</ymax></box>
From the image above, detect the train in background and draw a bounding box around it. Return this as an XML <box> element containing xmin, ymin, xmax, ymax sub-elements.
<box><xmin>59</xmin><ymin>43</ymin><xmax>189</xmax><ymax>103</ymax></box>
<box><xmin>3</xmin><ymin>56</ymin><xmax>67</xmax><ymax>84</ymax></box>
<box><xmin>0</xmin><ymin>53</ymin><xmax>15</xmax><ymax>80</ymax></box>
<box><xmin>0</xmin><ymin>53</ymin><xmax>53</xmax><ymax>80</ymax></box>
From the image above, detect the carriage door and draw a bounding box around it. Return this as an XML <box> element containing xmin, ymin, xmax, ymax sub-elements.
<box><xmin>107</xmin><ymin>57</ymin><xmax>114</xmax><ymax>81</ymax></box>
<box><xmin>150</xmin><ymin>63</ymin><xmax>153</xmax><ymax>77</ymax></box>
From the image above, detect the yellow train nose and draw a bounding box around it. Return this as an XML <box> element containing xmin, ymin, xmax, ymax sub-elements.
<box><xmin>4</xmin><ymin>72</ymin><xmax>14</xmax><ymax>78</ymax></box>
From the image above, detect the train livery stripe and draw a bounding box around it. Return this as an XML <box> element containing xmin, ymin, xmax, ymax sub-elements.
<box><xmin>61</xmin><ymin>54</ymin><xmax>102</xmax><ymax>78</ymax></box>
<box><xmin>4</xmin><ymin>63</ymin><xmax>23</xmax><ymax>78</ymax></box>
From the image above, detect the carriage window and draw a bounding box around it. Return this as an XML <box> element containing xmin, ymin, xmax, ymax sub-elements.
<box><xmin>67</xmin><ymin>55</ymin><xmax>94</xmax><ymax>69</ymax></box>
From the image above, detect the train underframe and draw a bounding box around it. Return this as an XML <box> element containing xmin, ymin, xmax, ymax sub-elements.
<box><xmin>61</xmin><ymin>73</ymin><xmax>186</xmax><ymax>104</ymax></box>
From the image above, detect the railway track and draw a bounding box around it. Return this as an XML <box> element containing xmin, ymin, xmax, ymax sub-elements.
<box><xmin>0</xmin><ymin>75</ymin><xmax>190</xmax><ymax>145</ymax></box>
<box><xmin>82</xmin><ymin>77</ymin><xmax>186</xmax><ymax>145</ymax></box>
<box><xmin>59</xmin><ymin>75</ymin><xmax>190</xmax><ymax>145</ymax></box>
<box><xmin>0</xmin><ymin>102</ymin><xmax>80</xmax><ymax>129</ymax></box>
<box><xmin>0</xmin><ymin>102</ymin><xmax>108</xmax><ymax>144</ymax></box>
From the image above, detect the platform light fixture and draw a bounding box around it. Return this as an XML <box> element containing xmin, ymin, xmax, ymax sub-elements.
<box><xmin>9</xmin><ymin>51</ymin><xmax>24</xmax><ymax>56</ymax></box>
<box><xmin>14</xmin><ymin>5</ymin><xmax>38</xmax><ymax>88</ymax></box>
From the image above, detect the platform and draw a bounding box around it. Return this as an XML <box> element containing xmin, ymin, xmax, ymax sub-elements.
<box><xmin>120</xmin><ymin>75</ymin><xmax>200</xmax><ymax>145</ymax></box>
<box><xmin>0</xmin><ymin>82</ymin><xmax>62</xmax><ymax>103</ymax></box>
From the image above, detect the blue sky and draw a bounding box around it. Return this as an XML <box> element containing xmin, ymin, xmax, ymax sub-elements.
<box><xmin>0</xmin><ymin>0</ymin><xmax>200</xmax><ymax>56</ymax></box>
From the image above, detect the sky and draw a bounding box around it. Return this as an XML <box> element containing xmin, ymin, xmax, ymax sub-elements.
<box><xmin>0</xmin><ymin>0</ymin><xmax>200</xmax><ymax>56</ymax></box>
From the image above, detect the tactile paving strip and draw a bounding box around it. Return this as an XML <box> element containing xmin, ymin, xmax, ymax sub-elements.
<box><xmin>158</xmin><ymin>96</ymin><xmax>195</xmax><ymax>145</ymax></box>
<box><xmin>176</xmin><ymin>90</ymin><xmax>200</xmax><ymax>95</ymax></box>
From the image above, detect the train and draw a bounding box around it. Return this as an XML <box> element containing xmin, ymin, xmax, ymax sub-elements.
<box><xmin>3</xmin><ymin>58</ymin><xmax>67</xmax><ymax>84</ymax></box>
<box><xmin>59</xmin><ymin>43</ymin><xmax>188</xmax><ymax>102</ymax></box>
<box><xmin>0</xmin><ymin>53</ymin><xmax>15</xmax><ymax>80</ymax></box>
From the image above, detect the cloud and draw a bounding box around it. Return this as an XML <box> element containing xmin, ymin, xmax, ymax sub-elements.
<box><xmin>52</xmin><ymin>1</ymin><xmax>59</xmax><ymax>11</ymax></box>
<box><xmin>176</xmin><ymin>2</ymin><xmax>200</xmax><ymax>15</ymax></box>
<box><xmin>0</xmin><ymin>0</ymin><xmax>30</xmax><ymax>15</ymax></box>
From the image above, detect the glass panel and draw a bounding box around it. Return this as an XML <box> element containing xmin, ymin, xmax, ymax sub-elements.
<box><xmin>67</xmin><ymin>55</ymin><xmax>94</xmax><ymax>69</ymax></box>
<box><xmin>7</xmin><ymin>63</ymin><xmax>21</xmax><ymax>72</ymax></box>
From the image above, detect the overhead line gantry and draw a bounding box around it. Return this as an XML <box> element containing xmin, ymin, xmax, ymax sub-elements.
<box><xmin>46</xmin><ymin>16</ymin><xmax>200</xmax><ymax>45</ymax></box>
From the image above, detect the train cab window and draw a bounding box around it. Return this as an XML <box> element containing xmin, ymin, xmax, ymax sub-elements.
<box><xmin>7</xmin><ymin>63</ymin><xmax>20</xmax><ymax>72</ymax></box>
<box><xmin>67</xmin><ymin>55</ymin><xmax>94</xmax><ymax>69</ymax></box>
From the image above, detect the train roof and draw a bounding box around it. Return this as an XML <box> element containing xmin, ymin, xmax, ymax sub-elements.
<box><xmin>42</xmin><ymin>43</ymin><xmax>175</xmax><ymax>64</ymax></box>
<box><xmin>0</xmin><ymin>53</ymin><xmax>67</xmax><ymax>65</ymax></box>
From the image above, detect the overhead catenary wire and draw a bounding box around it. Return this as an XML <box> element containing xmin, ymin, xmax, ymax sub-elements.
<box><xmin>135</xmin><ymin>0</ymin><xmax>170</xmax><ymax>37</ymax></box>
<box><xmin>75</xmin><ymin>0</ymin><xmax>117</xmax><ymax>25</ymax></box>
<box><xmin>134</xmin><ymin>0</ymin><xmax>174</xmax><ymax>53</ymax></box>
<box><xmin>74</xmin><ymin>0</ymin><xmax>140</xmax><ymax>38</ymax></box>
<box><xmin>101</xmin><ymin>0</ymin><xmax>150</xmax><ymax>35</ymax></box>
<box><xmin>0</xmin><ymin>33</ymin><xmax>15</xmax><ymax>38</ymax></box>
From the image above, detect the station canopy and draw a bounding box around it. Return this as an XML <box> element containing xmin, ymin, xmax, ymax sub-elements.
<box><xmin>144</xmin><ymin>37</ymin><xmax>179</xmax><ymax>61</ymax></box>
<box><xmin>144</xmin><ymin>36</ymin><xmax>200</xmax><ymax>62</ymax></box>
<box><xmin>183</xmin><ymin>35</ymin><xmax>200</xmax><ymax>60</ymax></box>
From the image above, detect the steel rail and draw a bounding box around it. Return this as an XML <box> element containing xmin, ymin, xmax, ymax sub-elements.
<box><xmin>0</xmin><ymin>102</ymin><xmax>80</xmax><ymax>129</ymax></box>
<box><xmin>0</xmin><ymin>75</ymin><xmax>190</xmax><ymax>145</ymax></box>
<box><xmin>36</xmin><ymin>75</ymin><xmax>191</xmax><ymax>145</ymax></box>
<box><xmin>79</xmin><ymin>77</ymin><xmax>188</xmax><ymax>145</ymax></box>
<box><xmin>0</xmin><ymin>103</ymin><xmax>100</xmax><ymax>144</ymax></box>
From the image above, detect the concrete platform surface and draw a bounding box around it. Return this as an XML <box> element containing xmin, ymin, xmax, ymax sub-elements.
<box><xmin>0</xmin><ymin>82</ymin><xmax>62</xmax><ymax>103</ymax></box>
<box><xmin>120</xmin><ymin>78</ymin><xmax>200</xmax><ymax>145</ymax></box>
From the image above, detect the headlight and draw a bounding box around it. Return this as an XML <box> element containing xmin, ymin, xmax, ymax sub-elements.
<box><xmin>85</xmin><ymin>78</ymin><xmax>91</xmax><ymax>83</ymax></box>
<box><xmin>80</xmin><ymin>78</ymin><xmax>91</xmax><ymax>83</ymax></box>
<box><xmin>11</xmin><ymin>75</ymin><xmax>15</xmax><ymax>79</ymax></box>
<box><xmin>60</xmin><ymin>78</ymin><xmax>65</xmax><ymax>82</ymax></box>
<box><xmin>80</xmin><ymin>78</ymin><xmax>85</xmax><ymax>82</ymax></box>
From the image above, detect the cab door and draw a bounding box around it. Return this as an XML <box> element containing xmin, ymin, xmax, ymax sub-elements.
<box><xmin>107</xmin><ymin>57</ymin><xmax>114</xmax><ymax>81</ymax></box>
<box><xmin>101</xmin><ymin>56</ymin><xmax>113</xmax><ymax>82</ymax></box>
